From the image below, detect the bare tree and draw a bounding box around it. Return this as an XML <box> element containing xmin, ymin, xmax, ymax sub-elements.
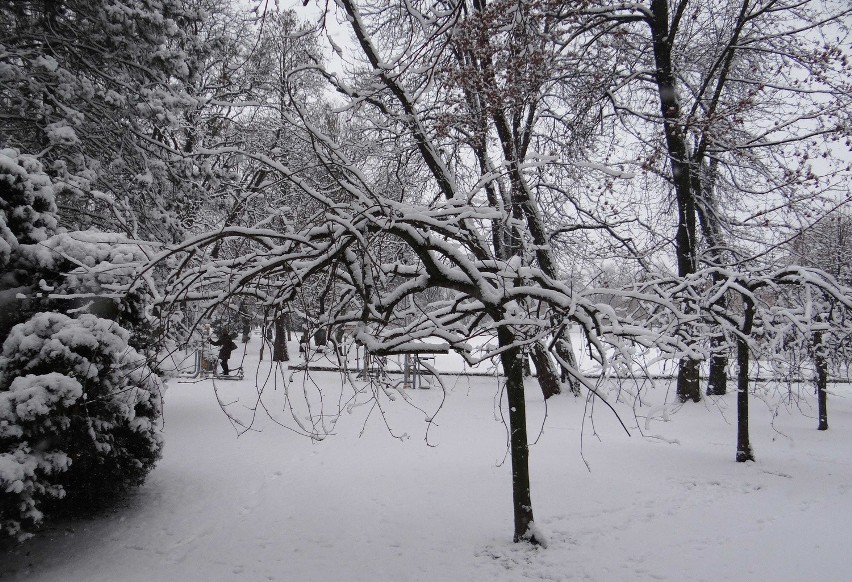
<box><xmin>786</xmin><ymin>213</ymin><xmax>852</xmax><ymax>429</ymax></box>
<box><xmin>573</xmin><ymin>0</ymin><xmax>852</xmax><ymax>401</ymax></box>
<box><xmin>137</xmin><ymin>0</ymin><xmax>852</xmax><ymax>543</ymax></box>
<box><xmin>142</xmin><ymin>0</ymin><xmax>697</xmax><ymax>545</ymax></box>
<box><xmin>677</xmin><ymin>266</ymin><xmax>852</xmax><ymax>460</ymax></box>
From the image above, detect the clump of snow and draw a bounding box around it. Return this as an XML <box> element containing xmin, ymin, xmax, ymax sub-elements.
<box><xmin>44</xmin><ymin>122</ymin><xmax>80</xmax><ymax>147</ymax></box>
<box><xmin>520</xmin><ymin>521</ymin><xmax>549</xmax><ymax>548</ymax></box>
<box><xmin>2</xmin><ymin>373</ymin><xmax>84</xmax><ymax>426</ymax></box>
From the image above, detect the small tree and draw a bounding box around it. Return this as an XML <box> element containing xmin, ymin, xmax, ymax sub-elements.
<box><xmin>576</xmin><ymin>0</ymin><xmax>852</xmax><ymax>401</ymax></box>
<box><xmin>688</xmin><ymin>266</ymin><xmax>852</xmax><ymax>461</ymax></box>
<box><xmin>146</xmin><ymin>1</ymin><xmax>694</xmax><ymax>545</ymax></box>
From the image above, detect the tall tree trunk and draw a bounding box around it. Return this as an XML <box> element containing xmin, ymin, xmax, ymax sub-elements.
<box><xmin>706</xmin><ymin>338</ymin><xmax>728</xmax><ymax>396</ymax></box>
<box><xmin>555</xmin><ymin>330</ymin><xmax>582</xmax><ymax>396</ymax></box>
<box><xmin>705</xmin><ymin>277</ymin><xmax>729</xmax><ymax>397</ymax></box>
<box><xmin>705</xmin><ymin>279</ymin><xmax>729</xmax><ymax>397</ymax></box>
<box><xmin>678</xmin><ymin>361</ymin><xmax>701</xmax><ymax>404</ymax></box>
<box><xmin>530</xmin><ymin>341</ymin><xmax>561</xmax><ymax>400</ymax></box>
<box><xmin>314</xmin><ymin>327</ymin><xmax>327</xmax><ymax>347</ymax></box>
<box><xmin>649</xmin><ymin>0</ymin><xmax>701</xmax><ymax>403</ymax></box>
<box><xmin>814</xmin><ymin>329</ymin><xmax>829</xmax><ymax>431</ymax></box>
<box><xmin>696</xmin><ymin>159</ymin><xmax>729</xmax><ymax>396</ymax></box>
<box><xmin>497</xmin><ymin>326</ymin><xmax>543</xmax><ymax>545</ymax></box>
<box><xmin>273</xmin><ymin>315</ymin><xmax>288</xmax><ymax>362</ymax></box>
<box><xmin>736</xmin><ymin>296</ymin><xmax>755</xmax><ymax>462</ymax></box>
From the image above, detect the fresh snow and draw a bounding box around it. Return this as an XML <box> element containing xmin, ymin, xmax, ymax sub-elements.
<box><xmin>2</xmin><ymin>341</ymin><xmax>851</xmax><ymax>581</ymax></box>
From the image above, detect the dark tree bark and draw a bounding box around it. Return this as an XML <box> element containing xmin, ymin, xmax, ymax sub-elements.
<box><xmin>696</xmin><ymin>161</ymin><xmax>729</xmax><ymax>396</ymax></box>
<box><xmin>273</xmin><ymin>315</ymin><xmax>289</xmax><ymax>362</ymax></box>
<box><xmin>706</xmin><ymin>344</ymin><xmax>728</xmax><ymax>396</ymax></box>
<box><xmin>704</xmin><ymin>278</ymin><xmax>729</xmax><ymax>397</ymax></box>
<box><xmin>554</xmin><ymin>330</ymin><xmax>581</xmax><ymax>396</ymax></box>
<box><xmin>314</xmin><ymin>328</ymin><xmax>327</xmax><ymax>347</ymax></box>
<box><xmin>814</xmin><ymin>329</ymin><xmax>829</xmax><ymax>431</ymax></box>
<box><xmin>736</xmin><ymin>296</ymin><xmax>755</xmax><ymax>462</ymax></box>
<box><xmin>648</xmin><ymin>0</ymin><xmax>701</xmax><ymax>403</ymax></box>
<box><xmin>497</xmin><ymin>326</ymin><xmax>543</xmax><ymax>545</ymax></box>
<box><xmin>705</xmin><ymin>287</ymin><xmax>729</xmax><ymax>397</ymax></box>
<box><xmin>530</xmin><ymin>341</ymin><xmax>561</xmax><ymax>400</ymax></box>
<box><xmin>677</xmin><ymin>361</ymin><xmax>702</xmax><ymax>404</ymax></box>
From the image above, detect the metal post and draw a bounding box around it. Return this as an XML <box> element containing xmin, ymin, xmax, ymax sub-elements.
<box><xmin>403</xmin><ymin>353</ymin><xmax>411</xmax><ymax>389</ymax></box>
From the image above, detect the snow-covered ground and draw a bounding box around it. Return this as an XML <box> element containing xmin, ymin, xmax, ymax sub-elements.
<box><xmin>3</xmin><ymin>341</ymin><xmax>851</xmax><ymax>581</ymax></box>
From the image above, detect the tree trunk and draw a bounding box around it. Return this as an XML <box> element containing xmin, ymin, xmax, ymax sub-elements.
<box><xmin>273</xmin><ymin>316</ymin><xmax>288</xmax><ymax>362</ymax></box>
<box><xmin>696</xmin><ymin>159</ymin><xmax>728</xmax><ymax>397</ymax></box>
<box><xmin>497</xmin><ymin>326</ymin><xmax>543</xmax><ymax>545</ymax></box>
<box><xmin>706</xmin><ymin>333</ymin><xmax>728</xmax><ymax>396</ymax></box>
<box><xmin>677</xmin><ymin>360</ymin><xmax>701</xmax><ymax>403</ymax></box>
<box><xmin>314</xmin><ymin>327</ymin><xmax>327</xmax><ymax>347</ymax></box>
<box><xmin>530</xmin><ymin>341</ymin><xmax>561</xmax><ymax>400</ymax></box>
<box><xmin>814</xmin><ymin>330</ymin><xmax>829</xmax><ymax>431</ymax></box>
<box><xmin>555</xmin><ymin>330</ymin><xmax>582</xmax><ymax>396</ymax></box>
<box><xmin>736</xmin><ymin>297</ymin><xmax>755</xmax><ymax>462</ymax></box>
<box><xmin>649</xmin><ymin>0</ymin><xmax>701</xmax><ymax>403</ymax></box>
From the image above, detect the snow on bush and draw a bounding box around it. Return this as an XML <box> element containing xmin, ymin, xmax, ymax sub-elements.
<box><xmin>0</xmin><ymin>147</ymin><xmax>148</xmax><ymax>306</ymax></box>
<box><xmin>16</xmin><ymin>229</ymin><xmax>164</xmax><ymax>366</ymax></box>
<box><xmin>0</xmin><ymin>312</ymin><xmax>164</xmax><ymax>540</ymax></box>
<box><xmin>0</xmin><ymin>148</ymin><xmax>57</xmax><ymax>269</ymax></box>
<box><xmin>0</xmin><ymin>444</ymin><xmax>69</xmax><ymax>541</ymax></box>
<box><xmin>20</xmin><ymin>230</ymin><xmax>149</xmax><ymax>293</ymax></box>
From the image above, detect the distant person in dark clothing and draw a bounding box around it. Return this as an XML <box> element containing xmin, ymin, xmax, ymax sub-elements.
<box><xmin>210</xmin><ymin>332</ymin><xmax>238</xmax><ymax>375</ymax></box>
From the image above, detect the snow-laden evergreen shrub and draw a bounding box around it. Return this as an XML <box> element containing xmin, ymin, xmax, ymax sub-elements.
<box><xmin>0</xmin><ymin>148</ymin><xmax>57</xmax><ymax>269</ymax></box>
<box><xmin>0</xmin><ymin>313</ymin><xmax>164</xmax><ymax>540</ymax></box>
<box><xmin>18</xmin><ymin>229</ymin><xmax>164</xmax><ymax>361</ymax></box>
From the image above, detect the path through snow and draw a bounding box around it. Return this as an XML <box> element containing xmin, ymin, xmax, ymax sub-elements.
<box><xmin>3</xmin><ymin>347</ymin><xmax>851</xmax><ymax>581</ymax></box>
